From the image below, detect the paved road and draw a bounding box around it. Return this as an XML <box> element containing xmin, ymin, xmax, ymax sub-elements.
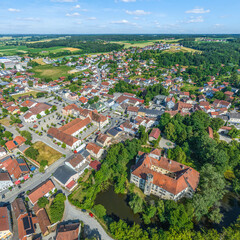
<box><xmin>64</xmin><ymin>200</ymin><xmax>114</xmax><ymax>240</ymax></box>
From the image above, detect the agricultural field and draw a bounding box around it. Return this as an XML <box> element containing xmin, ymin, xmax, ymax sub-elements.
<box><xmin>29</xmin><ymin>64</ymin><xmax>75</xmax><ymax>80</ymax></box>
<box><xmin>33</xmin><ymin>141</ymin><xmax>62</xmax><ymax>166</ymax></box>
<box><xmin>111</xmin><ymin>40</ymin><xmax>159</xmax><ymax>48</ymax></box>
<box><xmin>163</xmin><ymin>45</ymin><xmax>201</xmax><ymax>54</ymax></box>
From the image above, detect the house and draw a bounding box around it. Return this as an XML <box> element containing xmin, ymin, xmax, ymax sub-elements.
<box><xmin>127</xmin><ymin>106</ymin><xmax>139</xmax><ymax>117</ymax></box>
<box><xmin>28</xmin><ymin>179</ymin><xmax>55</xmax><ymax>205</ymax></box>
<box><xmin>14</xmin><ymin>136</ymin><xmax>26</xmax><ymax>146</ymax></box>
<box><xmin>33</xmin><ymin>204</ymin><xmax>51</xmax><ymax>236</ymax></box>
<box><xmin>89</xmin><ymin>160</ymin><xmax>101</xmax><ymax>171</ymax></box>
<box><xmin>228</xmin><ymin>113</ymin><xmax>240</xmax><ymax>124</ymax></box>
<box><xmin>86</xmin><ymin>143</ymin><xmax>104</xmax><ymax>159</ymax></box>
<box><xmin>23</xmin><ymin>102</ymin><xmax>52</xmax><ymax>122</ymax></box>
<box><xmin>62</xmin><ymin>104</ymin><xmax>80</xmax><ymax>116</ymax></box>
<box><xmin>12</xmin><ymin>198</ymin><xmax>36</xmax><ymax>240</ymax></box>
<box><xmin>120</xmin><ymin>121</ymin><xmax>137</xmax><ymax>135</ymax></box>
<box><xmin>138</xmin><ymin>108</ymin><xmax>164</xmax><ymax>118</ymax></box>
<box><xmin>154</xmin><ymin>95</ymin><xmax>166</xmax><ymax>105</ymax></box>
<box><xmin>47</xmin><ymin>128</ymin><xmax>81</xmax><ymax>150</ymax></box>
<box><xmin>96</xmin><ymin>133</ymin><xmax>112</xmax><ymax>147</ymax></box>
<box><xmin>130</xmin><ymin>152</ymin><xmax>200</xmax><ymax>201</ymax></box>
<box><xmin>53</xmin><ymin>165</ymin><xmax>79</xmax><ymax>191</ymax></box>
<box><xmin>5</xmin><ymin>140</ymin><xmax>17</xmax><ymax>151</ymax></box>
<box><xmin>91</xmin><ymin>111</ymin><xmax>109</xmax><ymax>129</ymax></box>
<box><xmin>0</xmin><ymin>207</ymin><xmax>13</xmax><ymax>240</ymax></box>
<box><xmin>59</xmin><ymin>117</ymin><xmax>91</xmax><ymax>137</ymax></box>
<box><xmin>107</xmin><ymin>127</ymin><xmax>122</xmax><ymax>138</ymax></box>
<box><xmin>0</xmin><ymin>171</ymin><xmax>13</xmax><ymax>192</ymax></box>
<box><xmin>56</xmin><ymin>222</ymin><xmax>81</xmax><ymax>240</ymax></box>
<box><xmin>149</xmin><ymin>128</ymin><xmax>161</xmax><ymax>141</ymax></box>
<box><xmin>65</xmin><ymin>154</ymin><xmax>90</xmax><ymax>174</ymax></box>
<box><xmin>0</xmin><ymin>147</ymin><xmax>7</xmax><ymax>157</ymax></box>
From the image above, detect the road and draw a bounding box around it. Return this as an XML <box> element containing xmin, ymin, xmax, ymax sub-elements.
<box><xmin>63</xmin><ymin>200</ymin><xmax>114</xmax><ymax>240</ymax></box>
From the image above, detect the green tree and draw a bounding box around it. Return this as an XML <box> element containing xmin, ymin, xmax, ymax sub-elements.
<box><xmin>36</xmin><ymin>114</ymin><xmax>41</xmax><ymax>119</ymax></box>
<box><xmin>129</xmin><ymin>194</ymin><xmax>143</xmax><ymax>214</ymax></box>
<box><xmin>25</xmin><ymin>147</ymin><xmax>39</xmax><ymax>160</ymax></box>
<box><xmin>20</xmin><ymin>107</ymin><xmax>29</xmax><ymax>112</ymax></box>
<box><xmin>37</xmin><ymin>197</ymin><xmax>49</xmax><ymax>208</ymax></box>
<box><xmin>93</xmin><ymin>204</ymin><xmax>106</xmax><ymax>218</ymax></box>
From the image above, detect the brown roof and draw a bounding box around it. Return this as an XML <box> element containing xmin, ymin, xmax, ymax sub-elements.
<box><xmin>0</xmin><ymin>172</ymin><xmax>11</xmax><ymax>181</ymax></box>
<box><xmin>5</xmin><ymin>140</ymin><xmax>17</xmax><ymax>150</ymax></box>
<box><xmin>132</xmin><ymin>154</ymin><xmax>200</xmax><ymax>195</ymax></box>
<box><xmin>59</xmin><ymin>117</ymin><xmax>91</xmax><ymax>135</ymax></box>
<box><xmin>92</xmin><ymin>111</ymin><xmax>107</xmax><ymax>123</ymax></box>
<box><xmin>48</xmin><ymin>128</ymin><xmax>79</xmax><ymax>147</ymax></box>
<box><xmin>127</xmin><ymin>106</ymin><xmax>139</xmax><ymax>113</ymax></box>
<box><xmin>33</xmin><ymin>204</ymin><xmax>51</xmax><ymax>235</ymax></box>
<box><xmin>56</xmin><ymin>223</ymin><xmax>80</xmax><ymax>240</ymax></box>
<box><xmin>67</xmin><ymin>154</ymin><xmax>84</xmax><ymax>168</ymax></box>
<box><xmin>18</xmin><ymin>213</ymin><xmax>36</xmax><ymax>240</ymax></box>
<box><xmin>63</xmin><ymin>104</ymin><xmax>80</xmax><ymax>112</ymax></box>
<box><xmin>0</xmin><ymin>207</ymin><xmax>10</xmax><ymax>232</ymax></box>
<box><xmin>86</xmin><ymin>143</ymin><xmax>103</xmax><ymax>155</ymax></box>
<box><xmin>96</xmin><ymin>133</ymin><xmax>110</xmax><ymax>144</ymax></box>
<box><xmin>12</xmin><ymin>198</ymin><xmax>27</xmax><ymax>219</ymax></box>
<box><xmin>149</xmin><ymin>128</ymin><xmax>161</xmax><ymax>139</ymax></box>
<box><xmin>28</xmin><ymin>179</ymin><xmax>55</xmax><ymax>205</ymax></box>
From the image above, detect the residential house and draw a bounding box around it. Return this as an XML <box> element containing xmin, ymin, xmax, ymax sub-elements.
<box><xmin>0</xmin><ymin>207</ymin><xmax>13</xmax><ymax>240</ymax></box>
<box><xmin>65</xmin><ymin>153</ymin><xmax>90</xmax><ymax>174</ymax></box>
<box><xmin>56</xmin><ymin>222</ymin><xmax>81</xmax><ymax>240</ymax></box>
<box><xmin>86</xmin><ymin>143</ymin><xmax>104</xmax><ymax>159</ymax></box>
<box><xmin>0</xmin><ymin>171</ymin><xmax>13</xmax><ymax>192</ymax></box>
<box><xmin>149</xmin><ymin>128</ymin><xmax>161</xmax><ymax>141</ymax></box>
<box><xmin>28</xmin><ymin>179</ymin><xmax>55</xmax><ymax>205</ymax></box>
<box><xmin>53</xmin><ymin>165</ymin><xmax>79</xmax><ymax>191</ymax></box>
<box><xmin>96</xmin><ymin>133</ymin><xmax>112</xmax><ymax>147</ymax></box>
<box><xmin>228</xmin><ymin>113</ymin><xmax>240</xmax><ymax>124</ymax></box>
<box><xmin>0</xmin><ymin>147</ymin><xmax>7</xmax><ymax>157</ymax></box>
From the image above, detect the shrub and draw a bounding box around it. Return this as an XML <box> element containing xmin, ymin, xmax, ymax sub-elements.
<box><xmin>50</xmin><ymin>193</ymin><xmax>66</xmax><ymax>223</ymax></box>
<box><xmin>38</xmin><ymin>197</ymin><xmax>49</xmax><ymax>208</ymax></box>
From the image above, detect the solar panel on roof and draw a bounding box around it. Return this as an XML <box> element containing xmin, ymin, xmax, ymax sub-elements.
<box><xmin>20</xmin><ymin>165</ymin><xmax>28</xmax><ymax>172</ymax></box>
<box><xmin>22</xmin><ymin>216</ymin><xmax>30</xmax><ymax>229</ymax></box>
<box><xmin>17</xmin><ymin>158</ymin><xmax>25</xmax><ymax>164</ymax></box>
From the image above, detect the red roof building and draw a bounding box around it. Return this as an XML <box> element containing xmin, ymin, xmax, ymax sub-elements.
<box><xmin>149</xmin><ymin>128</ymin><xmax>161</xmax><ymax>141</ymax></box>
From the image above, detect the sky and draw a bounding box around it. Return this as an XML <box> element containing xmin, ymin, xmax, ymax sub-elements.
<box><xmin>0</xmin><ymin>0</ymin><xmax>239</xmax><ymax>34</ymax></box>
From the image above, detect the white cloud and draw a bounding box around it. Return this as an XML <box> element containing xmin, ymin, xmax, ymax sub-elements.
<box><xmin>51</xmin><ymin>0</ymin><xmax>77</xmax><ymax>2</ymax></box>
<box><xmin>8</xmin><ymin>8</ymin><xmax>20</xmax><ymax>12</ymax></box>
<box><xmin>111</xmin><ymin>19</ymin><xmax>137</xmax><ymax>26</ymax></box>
<box><xmin>186</xmin><ymin>8</ymin><xmax>210</xmax><ymax>14</ymax></box>
<box><xmin>120</xmin><ymin>0</ymin><xmax>136</xmax><ymax>2</ymax></box>
<box><xmin>74</xmin><ymin>4</ymin><xmax>80</xmax><ymax>8</ymax></box>
<box><xmin>66</xmin><ymin>12</ymin><xmax>80</xmax><ymax>17</ymax></box>
<box><xmin>87</xmin><ymin>17</ymin><xmax>96</xmax><ymax>20</ymax></box>
<box><xmin>17</xmin><ymin>17</ymin><xmax>40</xmax><ymax>21</ymax></box>
<box><xmin>214</xmin><ymin>24</ymin><xmax>223</xmax><ymax>28</ymax></box>
<box><xmin>187</xmin><ymin>16</ymin><xmax>204</xmax><ymax>23</ymax></box>
<box><xmin>126</xmin><ymin>10</ymin><xmax>151</xmax><ymax>15</ymax></box>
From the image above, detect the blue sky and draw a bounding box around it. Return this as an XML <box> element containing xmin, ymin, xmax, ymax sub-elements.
<box><xmin>0</xmin><ymin>0</ymin><xmax>239</xmax><ymax>34</ymax></box>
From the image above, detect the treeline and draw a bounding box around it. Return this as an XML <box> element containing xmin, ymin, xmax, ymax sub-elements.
<box><xmin>25</xmin><ymin>39</ymin><xmax>123</xmax><ymax>54</ymax></box>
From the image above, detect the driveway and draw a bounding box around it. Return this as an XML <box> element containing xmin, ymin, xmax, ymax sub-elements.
<box><xmin>64</xmin><ymin>200</ymin><xmax>114</xmax><ymax>240</ymax></box>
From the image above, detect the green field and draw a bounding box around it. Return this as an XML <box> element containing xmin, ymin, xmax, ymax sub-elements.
<box><xmin>111</xmin><ymin>40</ymin><xmax>160</xmax><ymax>48</ymax></box>
<box><xmin>181</xmin><ymin>83</ymin><xmax>199</xmax><ymax>92</ymax></box>
<box><xmin>0</xmin><ymin>45</ymin><xmax>79</xmax><ymax>56</ymax></box>
<box><xmin>29</xmin><ymin>64</ymin><xmax>75</xmax><ymax>80</ymax></box>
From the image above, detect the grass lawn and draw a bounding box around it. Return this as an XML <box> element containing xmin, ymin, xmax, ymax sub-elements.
<box><xmin>0</xmin><ymin>118</ymin><xmax>11</xmax><ymax>127</ymax></box>
<box><xmin>29</xmin><ymin>64</ymin><xmax>75</xmax><ymax>80</ymax></box>
<box><xmin>32</xmin><ymin>58</ymin><xmax>46</xmax><ymax>65</ymax></box>
<box><xmin>33</xmin><ymin>141</ymin><xmax>62</xmax><ymax>165</ymax></box>
<box><xmin>181</xmin><ymin>83</ymin><xmax>199</xmax><ymax>92</ymax></box>
<box><xmin>111</xmin><ymin>40</ymin><xmax>159</xmax><ymax>49</ymax></box>
<box><xmin>12</xmin><ymin>90</ymin><xmax>42</xmax><ymax>99</ymax></box>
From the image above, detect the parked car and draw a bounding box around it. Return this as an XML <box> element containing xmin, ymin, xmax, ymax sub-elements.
<box><xmin>89</xmin><ymin>213</ymin><xmax>94</xmax><ymax>218</ymax></box>
<box><xmin>81</xmin><ymin>209</ymin><xmax>87</xmax><ymax>212</ymax></box>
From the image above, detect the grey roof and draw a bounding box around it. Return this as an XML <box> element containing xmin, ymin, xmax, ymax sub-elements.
<box><xmin>216</xmin><ymin>115</ymin><xmax>229</xmax><ymax>121</ymax></box>
<box><xmin>53</xmin><ymin>165</ymin><xmax>77</xmax><ymax>185</ymax></box>
<box><xmin>229</xmin><ymin>113</ymin><xmax>240</xmax><ymax>119</ymax></box>
<box><xmin>0</xmin><ymin>155</ymin><xmax>12</xmax><ymax>163</ymax></box>
<box><xmin>139</xmin><ymin>107</ymin><xmax>164</xmax><ymax>116</ymax></box>
<box><xmin>107</xmin><ymin>127</ymin><xmax>122</xmax><ymax>137</ymax></box>
<box><xmin>79</xmin><ymin>149</ymin><xmax>90</xmax><ymax>159</ymax></box>
<box><xmin>18</xmin><ymin>144</ymin><xmax>30</xmax><ymax>153</ymax></box>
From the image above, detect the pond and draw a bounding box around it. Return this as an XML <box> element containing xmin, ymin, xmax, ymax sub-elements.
<box><xmin>95</xmin><ymin>185</ymin><xmax>142</xmax><ymax>225</ymax></box>
<box><xmin>95</xmin><ymin>186</ymin><xmax>240</xmax><ymax>230</ymax></box>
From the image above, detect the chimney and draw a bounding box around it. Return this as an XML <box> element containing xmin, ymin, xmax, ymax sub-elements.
<box><xmin>168</xmin><ymin>160</ymin><xmax>172</xmax><ymax>164</ymax></box>
<box><xmin>181</xmin><ymin>165</ymin><xmax>184</xmax><ymax>169</ymax></box>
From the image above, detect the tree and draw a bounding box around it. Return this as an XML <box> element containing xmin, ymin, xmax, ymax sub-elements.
<box><xmin>50</xmin><ymin>193</ymin><xmax>66</xmax><ymax>223</ymax></box>
<box><xmin>45</xmin><ymin>109</ymin><xmax>50</xmax><ymax>115</ymax></box>
<box><xmin>143</xmin><ymin>204</ymin><xmax>157</xmax><ymax>225</ymax></box>
<box><xmin>129</xmin><ymin>194</ymin><xmax>143</xmax><ymax>214</ymax></box>
<box><xmin>168</xmin><ymin>145</ymin><xmax>187</xmax><ymax>164</ymax></box>
<box><xmin>61</xmin><ymin>143</ymin><xmax>66</xmax><ymax>148</ymax></box>
<box><xmin>20</xmin><ymin>107</ymin><xmax>29</xmax><ymax>112</ymax></box>
<box><xmin>93</xmin><ymin>204</ymin><xmax>106</xmax><ymax>218</ymax></box>
<box><xmin>37</xmin><ymin>197</ymin><xmax>49</xmax><ymax>208</ymax></box>
<box><xmin>25</xmin><ymin>147</ymin><xmax>39</xmax><ymax>160</ymax></box>
<box><xmin>4</xmin><ymin>131</ymin><xmax>13</xmax><ymax>139</ymax></box>
<box><xmin>193</xmin><ymin>164</ymin><xmax>226</xmax><ymax>221</ymax></box>
<box><xmin>51</xmin><ymin>105</ymin><xmax>57</xmax><ymax>112</ymax></box>
<box><xmin>210</xmin><ymin>118</ymin><xmax>224</xmax><ymax>131</ymax></box>
<box><xmin>36</xmin><ymin>114</ymin><xmax>41</xmax><ymax>119</ymax></box>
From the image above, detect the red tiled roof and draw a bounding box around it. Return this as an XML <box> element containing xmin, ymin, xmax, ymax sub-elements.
<box><xmin>28</xmin><ymin>180</ymin><xmax>55</xmax><ymax>205</ymax></box>
<box><xmin>149</xmin><ymin>128</ymin><xmax>161</xmax><ymax>139</ymax></box>
<box><xmin>89</xmin><ymin>160</ymin><xmax>101</xmax><ymax>171</ymax></box>
<box><xmin>6</xmin><ymin>140</ymin><xmax>17</xmax><ymax>150</ymax></box>
<box><xmin>66</xmin><ymin>180</ymin><xmax>76</xmax><ymax>190</ymax></box>
<box><xmin>86</xmin><ymin>143</ymin><xmax>102</xmax><ymax>155</ymax></box>
<box><xmin>14</xmin><ymin>136</ymin><xmax>26</xmax><ymax>146</ymax></box>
